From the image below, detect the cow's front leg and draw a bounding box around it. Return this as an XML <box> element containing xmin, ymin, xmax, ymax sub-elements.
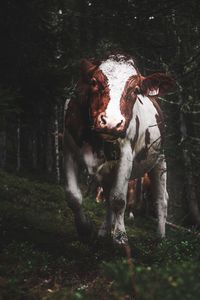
<box><xmin>65</xmin><ymin>152</ymin><xmax>92</xmax><ymax>239</ymax></box>
<box><xmin>150</xmin><ymin>154</ymin><xmax>168</xmax><ymax>238</ymax></box>
<box><xmin>110</xmin><ymin>141</ymin><xmax>133</xmax><ymax>244</ymax></box>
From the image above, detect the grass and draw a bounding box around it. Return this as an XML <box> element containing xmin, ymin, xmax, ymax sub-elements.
<box><xmin>0</xmin><ymin>169</ymin><xmax>200</xmax><ymax>299</ymax></box>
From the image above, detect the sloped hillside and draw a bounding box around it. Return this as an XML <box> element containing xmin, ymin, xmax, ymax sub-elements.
<box><xmin>0</xmin><ymin>170</ymin><xmax>200</xmax><ymax>300</ymax></box>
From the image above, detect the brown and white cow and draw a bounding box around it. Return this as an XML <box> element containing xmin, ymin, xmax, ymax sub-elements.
<box><xmin>64</xmin><ymin>54</ymin><xmax>174</xmax><ymax>244</ymax></box>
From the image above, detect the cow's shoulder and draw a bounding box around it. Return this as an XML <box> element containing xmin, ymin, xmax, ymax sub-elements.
<box><xmin>64</xmin><ymin>97</ymin><xmax>90</xmax><ymax>145</ymax></box>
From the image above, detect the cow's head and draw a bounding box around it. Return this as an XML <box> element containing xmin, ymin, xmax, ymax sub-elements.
<box><xmin>80</xmin><ymin>55</ymin><xmax>174</xmax><ymax>140</ymax></box>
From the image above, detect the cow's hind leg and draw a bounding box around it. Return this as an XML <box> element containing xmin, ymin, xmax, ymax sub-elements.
<box><xmin>65</xmin><ymin>152</ymin><xmax>93</xmax><ymax>240</ymax></box>
<box><xmin>150</xmin><ymin>155</ymin><xmax>168</xmax><ymax>238</ymax></box>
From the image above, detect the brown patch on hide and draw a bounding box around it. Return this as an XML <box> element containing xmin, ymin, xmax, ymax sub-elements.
<box><xmin>120</xmin><ymin>75</ymin><xmax>140</xmax><ymax>131</ymax></box>
<box><xmin>93</xmin><ymin>69</ymin><xmax>109</xmax><ymax>91</ymax></box>
<box><xmin>77</xmin><ymin>62</ymin><xmax>111</xmax><ymax>133</ymax></box>
<box><xmin>64</xmin><ymin>96</ymin><xmax>105</xmax><ymax>160</ymax></box>
<box><xmin>140</xmin><ymin>73</ymin><xmax>175</xmax><ymax>96</ymax></box>
<box><xmin>145</xmin><ymin>128</ymin><xmax>151</xmax><ymax>145</ymax></box>
<box><xmin>89</xmin><ymin>69</ymin><xmax>110</xmax><ymax>125</ymax></box>
<box><xmin>78</xmin><ymin>59</ymin><xmax>100</xmax><ymax>105</ymax></box>
<box><xmin>135</xmin><ymin>147</ymin><xmax>149</xmax><ymax>162</ymax></box>
<box><xmin>131</xmin><ymin>116</ymin><xmax>140</xmax><ymax>151</ymax></box>
<box><xmin>64</xmin><ymin>98</ymin><xmax>84</xmax><ymax>145</ymax></box>
<box><xmin>80</xmin><ymin>59</ymin><xmax>99</xmax><ymax>79</ymax></box>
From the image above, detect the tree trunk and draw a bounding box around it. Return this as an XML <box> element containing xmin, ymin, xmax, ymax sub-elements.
<box><xmin>0</xmin><ymin>128</ymin><xmax>6</xmax><ymax>168</ymax></box>
<box><xmin>32</xmin><ymin>133</ymin><xmax>37</xmax><ymax>169</ymax></box>
<box><xmin>54</xmin><ymin>105</ymin><xmax>60</xmax><ymax>184</ymax></box>
<box><xmin>178</xmin><ymin>86</ymin><xmax>200</xmax><ymax>226</ymax></box>
<box><xmin>16</xmin><ymin>117</ymin><xmax>21</xmax><ymax>172</ymax></box>
<box><xmin>46</xmin><ymin>120</ymin><xmax>53</xmax><ymax>174</ymax></box>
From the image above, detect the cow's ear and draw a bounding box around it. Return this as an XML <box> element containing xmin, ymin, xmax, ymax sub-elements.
<box><xmin>140</xmin><ymin>73</ymin><xmax>175</xmax><ymax>96</ymax></box>
<box><xmin>80</xmin><ymin>59</ymin><xmax>98</xmax><ymax>79</ymax></box>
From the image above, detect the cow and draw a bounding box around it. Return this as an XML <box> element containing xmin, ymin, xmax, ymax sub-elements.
<box><xmin>64</xmin><ymin>54</ymin><xmax>174</xmax><ymax>244</ymax></box>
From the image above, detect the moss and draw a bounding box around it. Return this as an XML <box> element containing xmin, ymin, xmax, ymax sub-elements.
<box><xmin>0</xmin><ymin>169</ymin><xmax>200</xmax><ymax>300</ymax></box>
<box><xmin>0</xmin><ymin>169</ymin><xmax>73</xmax><ymax>236</ymax></box>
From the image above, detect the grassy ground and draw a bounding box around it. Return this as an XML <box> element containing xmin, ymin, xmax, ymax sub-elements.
<box><xmin>0</xmin><ymin>169</ymin><xmax>200</xmax><ymax>300</ymax></box>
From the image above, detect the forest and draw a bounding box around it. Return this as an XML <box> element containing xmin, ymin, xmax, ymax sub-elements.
<box><xmin>0</xmin><ymin>0</ymin><xmax>200</xmax><ymax>299</ymax></box>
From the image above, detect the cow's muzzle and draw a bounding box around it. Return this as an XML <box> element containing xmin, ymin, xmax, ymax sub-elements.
<box><xmin>97</xmin><ymin>112</ymin><xmax>125</xmax><ymax>132</ymax></box>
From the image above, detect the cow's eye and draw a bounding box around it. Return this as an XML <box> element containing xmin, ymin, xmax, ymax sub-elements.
<box><xmin>135</xmin><ymin>85</ymin><xmax>141</xmax><ymax>94</ymax></box>
<box><xmin>90</xmin><ymin>78</ymin><xmax>97</xmax><ymax>87</ymax></box>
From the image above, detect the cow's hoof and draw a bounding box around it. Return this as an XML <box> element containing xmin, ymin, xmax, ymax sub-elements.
<box><xmin>113</xmin><ymin>230</ymin><xmax>128</xmax><ymax>245</ymax></box>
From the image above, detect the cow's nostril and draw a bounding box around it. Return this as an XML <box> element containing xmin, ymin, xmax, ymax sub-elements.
<box><xmin>100</xmin><ymin>114</ymin><xmax>107</xmax><ymax>125</ymax></box>
<box><xmin>116</xmin><ymin>120</ymin><xmax>124</xmax><ymax>129</ymax></box>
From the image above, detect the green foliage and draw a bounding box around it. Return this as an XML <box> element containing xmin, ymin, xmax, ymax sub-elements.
<box><xmin>0</xmin><ymin>169</ymin><xmax>73</xmax><ymax>236</ymax></box>
<box><xmin>100</xmin><ymin>236</ymin><xmax>200</xmax><ymax>299</ymax></box>
<box><xmin>2</xmin><ymin>170</ymin><xmax>200</xmax><ymax>300</ymax></box>
<box><xmin>135</xmin><ymin>261</ymin><xmax>200</xmax><ymax>300</ymax></box>
<box><xmin>102</xmin><ymin>259</ymin><xmax>133</xmax><ymax>297</ymax></box>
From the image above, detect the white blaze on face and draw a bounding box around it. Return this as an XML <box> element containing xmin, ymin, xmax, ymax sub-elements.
<box><xmin>99</xmin><ymin>57</ymin><xmax>137</xmax><ymax>127</ymax></box>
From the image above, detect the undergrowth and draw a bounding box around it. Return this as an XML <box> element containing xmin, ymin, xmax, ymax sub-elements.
<box><xmin>0</xmin><ymin>169</ymin><xmax>200</xmax><ymax>300</ymax></box>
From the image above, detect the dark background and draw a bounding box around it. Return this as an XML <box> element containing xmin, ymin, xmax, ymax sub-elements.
<box><xmin>0</xmin><ymin>0</ymin><xmax>200</xmax><ymax>226</ymax></box>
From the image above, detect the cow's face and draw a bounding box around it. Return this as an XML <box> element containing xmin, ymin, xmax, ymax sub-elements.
<box><xmin>80</xmin><ymin>55</ymin><xmax>175</xmax><ymax>141</ymax></box>
<box><xmin>81</xmin><ymin>56</ymin><xmax>140</xmax><ymax>140</ymax></box>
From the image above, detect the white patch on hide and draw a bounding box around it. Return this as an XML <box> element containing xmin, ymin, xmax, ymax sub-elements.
<box><xmin>66</xmin><ymin>154</ymin><xmax>82</xmax><ymax>203</ymax></box>
<box><xmin>99</xmin><ymin>57</ymin><xmax>137</xmax><ymax>127</ymax></box>
<box><xmin>128</xmin><ymin>95</ymin><xmax>161</xmax><ymax>154</ymax></box>
<box><xmin>82</xmin><ymin>143</ymin><xmax>100</xmax><ymax>175</ymax></box>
